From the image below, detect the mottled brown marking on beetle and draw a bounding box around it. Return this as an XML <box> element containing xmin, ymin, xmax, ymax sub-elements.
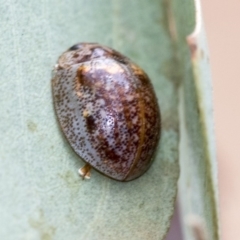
<box><xmin>130</xmin><ymin>64</ymin><xmax>150</xmax><ymax>86</ymax></box>
<box><xmin>85</xmin><ymin>115</ymin><xmax>96</xmax><ymax>133</ymax></box>
<box><xmin>52</xmin><ymin>43</ymin><xmax>161</xmax><ymax>181</ymax></box>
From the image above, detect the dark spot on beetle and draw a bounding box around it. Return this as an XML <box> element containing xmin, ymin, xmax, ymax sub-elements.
<box><xmin>110</xmin><ymin>51</ymin><xmax>128</xmax><ymax>64</ymax></box>
<box><xmin>68</xmin><ymin>43</ymin><xmax>82</xmax><ymax>51</ymax></box>
<box><xmin>138</xmin><ymin>73</ymin><xmax>150</xmax><ymax>86</ymax></box>
<box><xmin>76</xmin><ymin>66</ymin><xmax>96</xmax><ymax>88</ymax></box>
<box><xmin>78</xmin><ymin>54</ymin><xmax>92</xmax><ymax>63</ymax></box>
<box><xmin>105</xmin><ymin>148</ymin><xmax>120</xmax><ymax>162</ymax></box>
<box><xmin>54</xmin><ymin>94</ymin><xmax>61</xmax><ymax>103</ymax></box>
<box><xmin>86</xmin><ymin>115</ymin><xmax>96</xmax><ymax>133</ymax></box>
<box><xmin>68</xmin><ymin>42</ymin><xmax>99</xmax><ymax>52</ymax></box>
<box><xmin>73</xmin><ymin>53</ymin><xmax>79</xmax><ymax>58</ymax></box>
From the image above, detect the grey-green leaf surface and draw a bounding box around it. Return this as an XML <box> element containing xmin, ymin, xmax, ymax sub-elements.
<box><xmin>0</xmin><ymin>0</ymin><xmax>218</xmax><ymax>240</ymax></box>
<box><xmin>178</xmin><ymin>1</ymin><xmax>219</xmax><ymax>240</ymax></box>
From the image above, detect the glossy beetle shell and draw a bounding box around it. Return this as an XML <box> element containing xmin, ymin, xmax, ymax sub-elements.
<box><xmin>52</xmin><ymin>43</ymin><xmax>161</xmax><ymax>181</ymax></box>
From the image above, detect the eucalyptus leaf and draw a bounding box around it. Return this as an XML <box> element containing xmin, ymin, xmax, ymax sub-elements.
<box><xmin>0</xmin><ymin>0</ymin><xmax>218</xmax><ymax>240</ymax></box>
<box><xmin>178</xmin><ymin>1</ymin><xmax>219</xmax><ymax>239</ymax></box>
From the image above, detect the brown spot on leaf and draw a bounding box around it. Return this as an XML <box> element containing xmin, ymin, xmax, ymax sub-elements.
<box><xmin>27</xmin><ymin>120</ymin><xmax>37</xmax><ymax>132</ymax></box>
